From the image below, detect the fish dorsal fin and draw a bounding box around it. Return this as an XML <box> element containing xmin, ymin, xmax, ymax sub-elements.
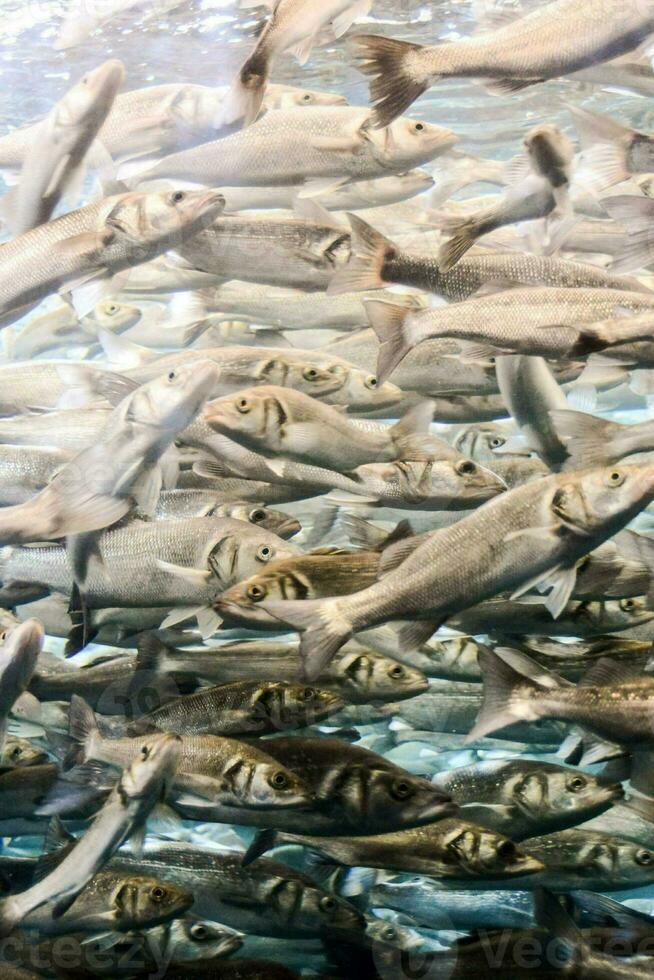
<box><xmin>494</xmin><ymin>647</ymin><xmax>571</xmax><ymax>689</ymax></box>
<box><xmin>578</xmin><ymin>657</ymin><xmax>646</xmax><ymax>688</ymax></box>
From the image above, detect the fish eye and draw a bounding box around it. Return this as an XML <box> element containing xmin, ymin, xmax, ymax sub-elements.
<box><xmin>190</xmin><ymin>924</ymin><xmax>209</xmax><ymax>940</ymax></box>
<box><xmin>301</xmin><ymin>687</ymin><xmax>316</xmax><ymax>701</ymax></box>
<box><xmin>302</xmin><ymin>93</ymin><xmax>312</xmax><ymax>102</ymax></box>
<box><xmin>382</xmin><ymin>926</ymin><xmax>397</xmax><ymax>941</ymax></box>
<box><xmin>457</xmin><ymin>460</ymin><xmax>476</xmax><ymax>476</ymax></box>
<box><xmin>605</xmin><ymin>469</ymin><xmax>626</xmax><ymax>487</ymax></box>
<box><xmin>390</xmin><ymin>779</ymin><xmax>412</xmax><ymax>800</ymax></box>
<box><xmin>388</xmin><ymin>665</ymin><xmax>405</xmax><ymax>679</ymax></box>
<box><xmin>249</xmin><ymin>509</ymin><xmax>266</xmax><ymax>523</ymax></box>
<box><xmin>270</xmin><ymin>770</ymin><xmax>288</xmax><ymax>789</ymax></box>
<box><xmin>620</xmin><ymin>598</ymin><xmax>637</xmax><ymax>611</ymax></box>
<box><xmin>106</xmin><ymin>304</ymin><xmax>118</xmax><ymax>315</ymax></box>
<box><xmin>636</xmin><ymin>849</ymin><xmax>654</xmax><ymax>866</ymax></box>
<box><xmin>171</xmin><ymin>191</ymin><xmax>185</xmax><ymax>203</ymax></box>
<box><xmin>256</xmin><ymin>544</ymin><xmax>272</xmax><ymax>562</ymax></box>
<box><xmin>497</xmin><ymin>840</ymin><xmax>516</xmax><ymax>860</ymax></box>
<box><xmin>140</xmin><ymin>745</ymin><xmax>150</xmax><ymax>759</ymax></box>
<box><xmin>236</xmin><ymin>397</ymin><xmax>251</xmax><ymax>414</ymax></box>
<box><xmin>8</xmin><ymin>745</ymin><xmax>21</xmax><ymax>760</ymax></box>
<box><xmin>151</xmin><ymin>886</ymin><xmax>166</xmax><ymax>902</ymax></box>
<box><xmin>303</xmin><ymin>367</ymin><xmax>319</xmax><ymax>381</ymax></box>
<box><xmin>567</xmin><ymin>775</ymin><xmax>586</xmax><ymax>792</ymax></box>
<box><xmin>489</xmin><ymin>436</ymin><xmax>505</xmax><ymax>449</ymax></box>
<box><xmin>320</xmin><ymin>895</ymin><xmax>337</xmax><ymax>912</ymax></box>
<box><xmin>247</xmin><ymin>584</ymin><xmax>266</xmax><ymax>602</ymax></box>
<box><xmin>414</xmin><ymin>122</ymin><xmax>424</xmax><ymax>132</ymax></box>
<box><xmin>365</xmin><ymin>375</ymin><xmax>378</xmax><ymax>389</ymax></box>
<box><xmin>167</xmin><ymin>371</ymin><xmax>176</xmax><ymax>382</ymax></box>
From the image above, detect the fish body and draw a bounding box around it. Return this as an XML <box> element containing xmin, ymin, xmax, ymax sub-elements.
<box><xmin>0</xmin><ymin>446</ymin><xmax>72</xmax><ymax>506</ymax></box>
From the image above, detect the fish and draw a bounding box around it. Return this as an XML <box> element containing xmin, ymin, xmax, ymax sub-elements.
<box><xmin>54</xmin><ymin>0</ymin><xmax>184</xmax><ymax>51</ymax></box>
<box><xmin>259</xmin><ymin>463</ymin><xmax>654</xmax><ymax>678</ymax></box>
<box><xmin>0</xmin><ymin>189</ymin><xmax>226</xmax><ymax>324</ymax></box>
<box><xmin>2</xmin><ymin>60</ymin><xmax>125</xmax><ymax>235</ymax></box>
<box><xmin>110</xmin><ymin>842</ymin><xmax>366</xmax><ymax>938</ymax></box>
<box><xmin>64</xmin><ymin>695</ymin><xmax>314</xmax><ymax>811</ymax></box>
<box><xmin>204</xmin><ymin>385</ymin><xmax>433</xmax><ymax>470</ymax></box>
<box><xmin>352</xmin><ymin>0</ymin><xmax>654</xmax><ymax>126</ymax></box>
<box><xmin>0</xmin><ymin>620</ymin><xmax>43</xmax><ymax>754</ymax></box>
<box><xmin>431</xmin><ymin>759</ymin><xmax>622</xmax><ymax>840</ymax></box>
<box><xmin>469</xmin><ymin>646</ymin><xmax>654</xmax><ymax>748</ymax></box>
<box><xmin>569</xmin><ymin>103</ymin><xmax>654</xmax><ymax>192</ymax></box>
<box><xmin>135</xmin><ymin>635</ymin><xmax>427</xmax><ymax>704</ymax></box>
<box><xmin>553</xmin><ymin>408</ymin><xmax>654</xmax><ymax>467</ymax></box>
<box><xmin>4</xmin><ymin>300</ymin><xmax>142</xmax><ymax>361</ymax></box>
<box><xmin>0</xmin><ymin>361</ymin><xmax>217</xmax><ymax>558</ymax></box>
<box><xmin>122</xmin><ymin>680</ymin><xmax>345</xmax><ymax>737</ymax></box>
<box><xmin>329</xmin><ymin>213</ymin><xmax>649</xmax><ymax>299</ymax></box>
<box><xmin>369</xmin><ymin>879</ymin><xmax>537</xmax><ymax>930</ymax></box>
<box><xmin>0</xmin><ymin>735</ymin><xmax>47</xmax><ymax>770</ymax></box>
<box><xmin>365</xmin><ymin>287</ymin><xmax>654</xmax><ymax>382</ymax></box>
<box><xmin>451</xmin><ymin>422</ymin><xmax>557</xmax><ymax>488</ymax></box>
<box><xmin>126</xmin><ymin>106</ymin><xmax>456</xmax><ymax>191</ymax></box>
<box><xmin>242</xmin><ymin>817</ymin><xmax>544</xmax><ymax>882</ymax></box>
<box><xmin>0</xmin><ymin>730</ymin><xmax>180</xmax><ymax>935</ymax></box>
<box><xmin>450</xmin><ymin>594</ymin><xmax>654</xmax><ymax>637</ymax></box>
<box><xmin>219</xmin><ymin>0</ymin><xmax>372</xmax><ymax>126</ymax></box>
<box><xmin>0</xmin><ymin>446</ymin><xmax>73</xmax><ymax>506</ymax></box>
<box><xmin>517</xmin><ymin>829</ymin><xmax>654</xmax><ymax>891</ymax></box>
<box><xmin>495</xmin><ymin>355</ymin><xmax>570</xmax><ymax>471</ymax></box>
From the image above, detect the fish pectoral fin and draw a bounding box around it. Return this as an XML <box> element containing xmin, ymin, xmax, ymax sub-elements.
<box><xmin>539</xmin><ymin>565</ymin><xmax>579</xmax><ymax>619</ymax></box>
<box><xmin>155</xmin><ymin>560</ymin><xmax>212</xmax><ymax>586</ymax></box>
<box><xmin>288</xmin><ymin>32</ymin><xmax>320</xmax><ymax>66</ymax></box>
<box><xmin>64</xmin><ymin>270</ymin><xmax>113</xmax><ymax>319</ymax></box>
<box><xmin>504</xmin><ymin>525</ymin><xmax>561</xmax><ymax>546</ymax></box>
<box><xmin>298</xmin><ymin>176</ymin><xmax>349</xmax><ymax>199</ymax></box>
<box><xmin>79</xmin><ymin>931</ymin><xmax>125</xmax><ymax>951</ymax></box>
<box><xmin>281</xmin><ymin>422</ymin><xmax>324</xmax><ymax>455</ymax></box>
<box><xmin>131</xmin><ymin>465</ymin><xmax>163</xmax><ymax>517</ymax></box>
<box><xmin>197</xmin><ymin>606</ymin><xmax>223</xmax><ymax>639</ymax></box>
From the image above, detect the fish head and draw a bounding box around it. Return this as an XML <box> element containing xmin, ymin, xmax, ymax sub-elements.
<box><xmin>427</xmin><ymin>636</ymin><xmax>484</xmax><ymax>676</ymax></box>
<box><xmin>524</xmin><ymin>123</ymin><xmax>574</xmax><ymax>187</ymax></box>
<box><xmin>103</xmin><ymin>188</ymin><xmax>225</xmax><ymax>253</ymax></box>
<box><xmin>453</xmin><ymin>423</ymin><xmax>521</xmax><ymax>464</ymax></box>
<box><xmin>447</xmin><ymin>457</ymin><xmax>507</xmax><ymax>503</ymax></box>
<box><xmin>365</xmin><ymin>915</ymin><xmax>425</xmax><ymax>952</ymax></box>
<box><xmin>60</xmin><ymin>59</ymin><xmax>125</xmax><ymax>127</ymax></box>
<box><xmin>1</xmin><ymin>736</ymin><xmax>48</xmax><ymax>768</ymax></box>
<box><xmin>370</xmin><ymin>117</ymin><xmax>457</xmax><ymax>168</ymax></box>
<box><xmin>590</xmin><ymin>596</ymin><xmax>654</xmax><ymax>630</ymax></box>
<box><xmin>269</xmin><ymin>683</ymin><xmax>344</xmax><ymax>729</ymax></box>
<box><xmin>318</xmin><ymin>361</ymin><xmax>403</xmax><ymax>411</ymax></box>
<box><xmin>255</xmin><ymin>354</ymin><xmax>340</xmax><ymax>397</ymax></box>
<box><xmin>121</xmin><ymin>731</ymin><xmax>182</xmax><ymax>803</ymax></box>
<box><xmin>234</xmin><ymin>758</ymin><xmax>314</xmax><ymax>810</ymax></box>
<box><xmin>299</xmin><ymin>883</ymin><xmax>366</xmax><ymax>935</ymax></box>
<box><xmin>167</xmin><ymin>916</ymin><xmax>243</xmax><ymax>961</ymax></box>
<box><xmin>386</xmin><ymin>169</ymin><xmax>435</xmax><ymax>197</ymax></box>
<box><xmin>135</xmin><ymin>359</ymin><xmax>218</xmax><ymax>433</ymax></box>
<box><xmin>91</xmin><ymin>299</ymin><xmax>142</xmax><ymax>333</ymax></box>
<box><xmin>507</xmin><ymin>766</ymin><xmax>623</xmax><ymax>820</ymax></box>
<box><xmin>114</xmin><ymin>873</ymin><xmax>193</xmax><ymax>928</ymax></box>
<box><xmin>363</xmin><ymin>769</ymin><xmax>456</xmax><ymax>828</ymax></box>
<box><xmin>441</xmin><ymin>822</ymin><xmax>544</xmax><ymax>879</ymax></box>
<box><xmin>552</xmin><ymin>463</ymin><xmax>654</xmax><ymax>537</ymax></box>
<box><xmin>204</xmin><ymin>388</ymin><xmax>272</xmax><ymax>444</ymax></box>
<box><xmin>215</xmin><ymin>502</ymin><xmax>301</xmax><ymax>538</ymax></box>
<box><xmin>272</xmin><ymin>86</ymin><xmax>348</xmax><ymax>109</ymax></box>
<box><xmin>334</xmin><ymin>649</ymin><xmax>428</xmax><ymax>702</ymax></box>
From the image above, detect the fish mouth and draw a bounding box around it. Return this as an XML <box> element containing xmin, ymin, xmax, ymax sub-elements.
<box><xmin>277</xmin><ymin>517</ymin><xmax>302</xmax><ymax>539</ymax></box>
<box><xmin>216</xmin><ymin>936</ymin><xmax>244</xmax><ymax>957</ymax></box>
<box><xmin>194</xmin><ymin>189</ymin><xmax>227</xmax><ymax>223</ymax></box>
<box><xmin>419</xmin><ymin>797</ymin><xmax>459</xmax><ymax>822</ymax></box>
<box><xmin>511</xmin><ymin>853</ymin><xmax>546</xmax><ymax>877</ymax></box>
<box><xmin>598</xmin><ymin>781</ymin><xmax>625</xmax><ymax>802</ymax></box>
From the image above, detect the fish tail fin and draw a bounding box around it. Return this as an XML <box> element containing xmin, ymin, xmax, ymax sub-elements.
<box><xmin>548</xmin><ymin>409</ymin><xmax>618</xmax><ymax>467</ymax></box>
<box><xmin>65</xmin><ymin>695</ymin><xmax>100</xmax><ymax>770</ymax></box>
<box><xmin>364</xmin><ymin>298</ymin><xmax>413</xmax><ymax>382</ymax></box>
<box><xmin>533</xmin><ymin>888</ymin><xmax>586</xmax><ymax>971</ymax></box>
<box><xmin>567</xmin><ymin>103</ymin><xmax>631</xmax><ymax>192</ymax></box>
<box><xmin>215</xmin><ymin>55</ymin><xmax>268</xmax><ymax>128</ymax></box>
<box><xmin>466</xmin><ymin>648</ymin><xmax>543</xmax><ymax>743</ymax></box>
<box><xmin>328</xmin><ymin>213</ymin><xmax>395</xmax><ymax>293</ymax></box>
<box><xmin>135</xmin><ymin>633</ymin><xmax>175</xmax><ymax>675</ymax></box>
<box><xmin>437</xmin><ymin>222</ymin><xmax>476</xmax><ymax>272</ymax></box>
<box><xmin>241</xmin><ymin>827</ymin><xmax>282</xmax><ymax>866</ymax></box>
<box><xmin>261</xmin><ymin>598</ymin><xmax>352</xmax><ymax>680</ymax></box>
<box><xmin>604</xmin><ymin>195</ymin><xmax>654</xmax><ymax>273</ymax></box>
<box><xmin>350</xmin><ymin>35</ymin><xmax>431</xmax><ymax>127</ymax></box>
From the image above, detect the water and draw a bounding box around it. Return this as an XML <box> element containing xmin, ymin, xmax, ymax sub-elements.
<box><xmin>2</xmin><ymin>0</ymin><xmax>654</xmax><ymax>977</ymax></box>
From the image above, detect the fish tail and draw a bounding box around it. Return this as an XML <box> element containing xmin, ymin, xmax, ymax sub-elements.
<box><xmin>350</xmin><ymin>35</ymin><xmax>431</xmax><ymax>127</ymax></box>
<box><xmin>364</xmin><ymin>298</ymin><xmax>413</xmax><ymax>382</ymax></box>
<box><xmin>533</xmin><ymin>888</ymin><xmax>586</xmax><ymax>970</ymax></box>
<box><xmin>261</xmin><ymin>597</ymin><xmax>352</xmax><ymax>680</ymax></box>
<box><xmin>604</xmin><ymin>195</ymin><xmax>654</xmax><ymax>273</ymax></box>
<box><xmin>437</xmin><ymin>222</ymin><xmax>477</xmax><ymax>272</ymax></box>
<box><xmin>215</xmin><ymin>52</ymin><xmax>268</xmax><ymax>129</ymax></box>
<box><xmin>549</xmin><ymin>409</ymin><xmax>619</xmax><ymax>468</ymax></box>
<box><xmin>135</xmin><ymin>633</ymin><xmax>175</xmax><ymax>675</ymax></box>
<box><xmin>241</xmin><ymin>827</ymin><xmax>281</xmax><ymax>866</ymax></box>
<box><xmin>567</xmin><ymin>103</ymin><xmax>631</xmax><ymax>192</ymax></box>
<box><xmin>466</xmin><ymin>648</ymin><xmax>544</xmax><ymax>743</ymax></box>
<box><xmin>65</xmin><ymin>695</ymin><xmax>100</xmax><ymax>770</ymax></box>
<box><xmin>328</xmin><ymin>214</ymin><xmax>395</xmax><ymax>294</ymax></box>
